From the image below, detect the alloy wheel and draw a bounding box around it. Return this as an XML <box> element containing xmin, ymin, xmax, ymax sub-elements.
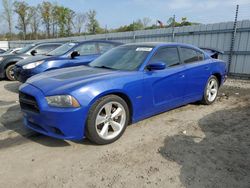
<box><xmin>206</xmin><ymin>78</ymin><xmax>218</xmax><ymax>102</ymax></box>
<box><xmin>95</xmin><ymin>101</ymin><xmax>126</xmax><ymax>140</ymax></box>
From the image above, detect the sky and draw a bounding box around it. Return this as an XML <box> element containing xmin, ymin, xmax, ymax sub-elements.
<box><xmin>1</xmin><ymin>0</ymin><xmax>250</xmax><ymax>30</ymax></box>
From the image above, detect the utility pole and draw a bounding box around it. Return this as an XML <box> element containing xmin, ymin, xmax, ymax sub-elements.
<box><xmin>172</xmin><ymin>15</ymin><xmax>176</xmax><ymax>42</ymax></box>
<box><xmin>105</xmin><ymin>25</ymin><xmax>108</xmax><ymax>40</ymax></box>
<box><xmin>228</xmin><ymin>4</ymin><xmax>239</xmax><ymax>73</ymax></box>
<box><xmin>133</xmin><ymin>21</ymin><xmax>136</xmax><ymax>42</ymax></box>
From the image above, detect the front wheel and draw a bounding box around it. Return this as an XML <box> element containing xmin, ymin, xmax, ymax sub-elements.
<box><xmin>201</xmin><ymin>75</ymin><xmax>219</xmax><ymax>105</ymax></box>
<box><xmin>5</xmin><ymin>64</ymin><xmax>16</xmax><ymax>81</ymax></box>
<box><xmin>86</xmin><ymin>95</ymin><xmax>129</xmax><ymax>145</ymax></box>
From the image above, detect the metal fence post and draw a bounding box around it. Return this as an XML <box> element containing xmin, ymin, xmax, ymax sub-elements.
<box><xmin>228</xmin><ymin>5</ymin><xmax>239</xmax><ymax>73</ymax></box>
<box><xmin>172</xmin><ymin>15</ymin><xmax>176</xmax><ymax>42</ymax></box>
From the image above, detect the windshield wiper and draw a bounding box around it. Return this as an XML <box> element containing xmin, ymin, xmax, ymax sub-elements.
<box><xmin>93</xmin><ymin>66</ymin><xmax>115</xmax><ymax>70</ymax></box>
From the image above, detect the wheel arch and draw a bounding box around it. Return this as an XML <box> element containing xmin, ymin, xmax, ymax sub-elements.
<box><xmin>4</xmin><ymin>61</ymin><xmax>18</xmax><ymax>69</ymax></box>
<box><xmin>211</xmin><ymin>72</ymin><xmax>222</xmax><ymax>86</ymax></box>
<box><xmin>89</xmin><ymin>90</ymin><xmax>134</xmax><ymax>124</ymax></box>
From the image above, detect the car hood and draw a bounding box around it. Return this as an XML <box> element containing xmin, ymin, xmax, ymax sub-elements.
<box><xmin>16</xmin><ymin>55</ymin><xmax>56</xmax><ymax>66</ymax></box>
<box><xmin>27</xmin><ymin>66</ymin><xmax>121</xmax><ymax>94</ymax></box>
<box><xmin>0</xmin><ymin>53</ymin><xmax>29</xmax><ymax>61</ymax></box>
<box><xmin>0</xmin><ymin>54</ymin><xmax>17</xmax><ymax>59</ymax></box>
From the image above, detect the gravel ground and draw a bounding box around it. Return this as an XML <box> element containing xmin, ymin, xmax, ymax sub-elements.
<box><xmin>0</xmin><ymin>78</ymin><xmax>249</xmax><ymax>188</ymax></box>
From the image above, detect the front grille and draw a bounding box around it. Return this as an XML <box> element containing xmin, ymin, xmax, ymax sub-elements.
<box><xmin>19</xmin><ymin>92</ymin><xmax>40</xmax><ymax>113</ymax></box>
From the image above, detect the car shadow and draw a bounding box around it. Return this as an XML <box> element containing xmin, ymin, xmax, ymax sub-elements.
<box><xmin>158</xmin><ymin>105</ymin><xmax>250</xmax><ymax>188</ymax></box>
<box><xmin>4</xmin><ymin>81</ymin><xmax>22</xmax><ymax>94</ymax></box>
<box><xmin>0</xmin><ymin>105</ymin><xmax>71</xmax><ymax>149</ymax></box>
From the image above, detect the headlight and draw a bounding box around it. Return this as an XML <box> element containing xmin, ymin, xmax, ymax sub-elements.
<box><xmin>22</xmin><ymin>61</ymin><xmax>44</xmax><ymax>69</ymax></box>
<box><xmin>0</xmin><ymin>57</ymin><xmax>4</xmax><ymax>61</ymax></box>
<box><xmin>46</xmin><ymin>95</ymin><xmax>80</xmax><ymax>108</ymax></box>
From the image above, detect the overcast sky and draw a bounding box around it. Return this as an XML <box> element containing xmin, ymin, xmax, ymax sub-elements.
<box><xmin>1</xmin><ymin>0</ymin><xmax>250</xmax><ymax>30</ymax></box>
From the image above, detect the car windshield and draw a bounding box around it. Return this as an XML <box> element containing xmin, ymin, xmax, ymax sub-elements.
<box><xmin>3</xmin><ymin>49</ymin><xmax>12</xmax><ymax>54</ymax></box>
<box><xmin>89</xmin><ymin>45</ymin><xmax>152</xmax><ymax>71</ymax></box>
<box><xmin>17</xmin><ymin>44</ymin><xmax>35</xmax><ymax>54</ymax></box>
<box><xmin>47</xmin><ymin>42</ymin><xmax>78</xmax><ymax>56</ymax></box>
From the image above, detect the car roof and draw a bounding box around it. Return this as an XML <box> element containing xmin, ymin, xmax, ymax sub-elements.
<box><xmin>30</xmin><ymin>41</ymin><xmax>68</xmax><ymax>46</ymax></box>
<box><xmin>70</xmin><ymin>40</ymin><xmax>123</xmax><ymax>45</ymax></box>
<box><xmin>123</xmin><ymin>42</ymin><xmax>200</xmax><ymax>49</ymax></box>
<box><xmin>122</xmin><ymin>42</ymin><xmax>206</xmax><ymax>54</ymax></box>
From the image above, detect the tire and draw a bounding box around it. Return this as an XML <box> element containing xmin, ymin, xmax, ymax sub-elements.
<box><xmin>5</xmin><ymin>64</ymin><xmax>16</xmax><ymax>81</ymax></box>
<box><xmin>86</xmin><ymin>95</ymin><xmax>129</xmax><ymax>145</ymax></box>
<box><xmin>201</xmin><ymin>75</ymin><xmax>219</xmax><ymax>105</ymax></box>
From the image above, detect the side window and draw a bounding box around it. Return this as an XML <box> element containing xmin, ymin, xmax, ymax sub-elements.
<box><xmin>98</xmin><ymin>43</ymin><xmax>116</xmax><ymax>54</ymax></box>
<box><xmin>74</xmin><ymin>43</ymin><xmax>98</xmax><ymax>56</ymax></box>
<box><xmin>181</xmin><ymin>48</ymin><xmax>204</xmax><ymax>63</ymax></box>
<box><xmin>34</xmin><ymin>44</ymin><xmax>61</xmax><ymax>55</ymax></box>
<box><xmin>150</xmin><ymin>47</ymin><xmax>180</xmax><ymax>67</ymax></box>
<box><xmin>197</xmin><ymin>51</ymin><xmax>204</xmax><ymax>61</ymax></box>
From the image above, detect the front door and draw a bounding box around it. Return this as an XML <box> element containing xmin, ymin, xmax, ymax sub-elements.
<box><xmin>143</xmin><ymin>47</ymin><xmax>187</xmax><ymax>115</ymax></box>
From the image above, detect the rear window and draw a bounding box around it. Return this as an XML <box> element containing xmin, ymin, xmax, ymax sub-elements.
<box><xmin>181</xmin><ymin>48</ymin><xmax>204</xmax><ymax>63</ymax></box>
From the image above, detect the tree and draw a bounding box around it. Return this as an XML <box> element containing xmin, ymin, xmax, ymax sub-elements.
<box><xmin>180</xmin><ymin>17</ymin><xmax>192</xmax><ymax>26</ymax></box>
<box><xmin>65</xmin><ymin>8</ymin><xmax>75</xmax><ymax>36</ymax></box>
<box><xmin>74</xmin><ymin>13</ymin><xmax>86</xmax><ymax>34</ymax></box>
<box><xmin>14</xmin><ymin>1</ymin><xmax>31</xmax><ymax>40</ymax></box>
<box><xmin>54</xmin><ymin>6</ymin><xmax>75</xmax><ymax>37</ymax></box>
<box><xmin>29</xmin><ymin>6</ymin><xmax>40</xmax><ymax>39</ymax></box>
<box><xmin>86</xmin><ymin>10</ymin><xmax>101</xmax><ymax>34</ymax></box>
<box><xmin>115</xmin><ymin>20</ymin><xmax>144</xmax><ymax>32</ymax></box>
<box><xmin>39</xmin><ymin>1</ymin><xmax>53</xmax><ymax>38</ymax></box>
<box><xmin>131</xmin><ymin>20</ymin><xmax>144</xmax><ymax>30</ymax></box>
<box><xmin>142</xmin><ymin>17</ymin><xmax>151</xmax><ymax>28</ymax></box>
<box><xmin>2</xmin><ymin>0</ymin><xmax>13</xmax><ymax>39</ymax></box>
<box><xmin>167</xmin><ymin>17</ymin><xmax>175</xmax><ymax>27</ymax></box>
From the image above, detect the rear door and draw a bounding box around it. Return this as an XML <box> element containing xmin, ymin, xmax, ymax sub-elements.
<box><xmin>180</xmin><ymin>47</ymin><xmax>211</xmax><ymax>99</ymax></box>
<box><xmin>143</xmin><ymin>46</ymin><xmax>187</xmax><ymax>115</ymax></box>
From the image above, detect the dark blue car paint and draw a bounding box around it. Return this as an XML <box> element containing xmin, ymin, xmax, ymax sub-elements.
<box><xmin>14</xmin><ymin>40</ymin><xmax>122</xmax><ymax>82</ymax></box>
<box><xmin>19</xmin><ymin>43</ymin><xmax>227</xmax><ymax>140</ymax></box>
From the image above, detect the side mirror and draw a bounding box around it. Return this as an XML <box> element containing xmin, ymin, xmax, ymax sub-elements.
<box><xmin>71</xmin><ymin>51</ymin><xmax>80</xmax><ymax>59</ymax></box>
<box><xmin>30</xmin><ymin>50</ymin><xmax>37</xmax><ymax>56</ymax></box>
<box><xmin>147</xmin><ymin>61</ymin><xmax>166</xmax><ymax>71</ymax></box>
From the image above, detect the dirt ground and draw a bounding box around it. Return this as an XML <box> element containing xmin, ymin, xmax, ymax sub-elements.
<box><xmin>0</xmin><ymin>79</ymin><xmax>249</xmax><ymax>188</ymax></box>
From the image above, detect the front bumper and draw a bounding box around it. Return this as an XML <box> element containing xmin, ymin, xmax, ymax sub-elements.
<box><xmin>14</xmin><ymin>66</ymin><xmax>34</xmax><ymax>83</ymax></box>
<box><xmin>19</xmin><ymin>83</ymin><xmax>88</xmax><ymax>140</ymax></box>
<box><xmin>0</xmin><ymin>64</ymin><xmax>5</xmax><ymax>78</ymax></box>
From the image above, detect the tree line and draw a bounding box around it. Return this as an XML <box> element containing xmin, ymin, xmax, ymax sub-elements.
<box><xmin>1</xmin><ymin>0</ymin><xmax>199</xmax><ymax>41</ymax></box>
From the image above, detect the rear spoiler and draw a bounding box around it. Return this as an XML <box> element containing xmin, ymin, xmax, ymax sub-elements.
<box><xmin>200</xmin><ymin>47</ymin><xmax>224</xmax><ymax>59</ymax></box>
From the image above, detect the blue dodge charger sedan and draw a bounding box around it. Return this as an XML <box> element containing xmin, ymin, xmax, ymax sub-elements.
<box><xmin>19</xmin><ymin>42</ymin><xmax>227</xmax><ymax>144</ymax></box>
<box><xmin>14</xmin><ymin>40</ymin><xmax>122</xmax><ymax>82</ymax></box>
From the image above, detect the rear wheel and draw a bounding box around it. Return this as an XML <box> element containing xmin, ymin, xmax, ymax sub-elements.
<box><xmin>86</xmin><ymin>95</ymin><xmax>129</xmax><ymax>145</ymax></box>
<box><xmin>201</xmin><ymin>75</ymin><xmax>219</xmax><ymax>105</ymax></box>
<box><xmin>5</xmin><ymin>64</ymin><xmax>16</xmax><ymax>81</ymax></box>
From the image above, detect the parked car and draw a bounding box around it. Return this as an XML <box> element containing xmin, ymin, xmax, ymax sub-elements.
<box><xmin>19</xmin><ymin>42</ymin><xmax>228</xmax><ymax>144</ymax></box>
<box><xmin>0</xmin><ymin>42</ymin><xmax>64</xmax><ymax>81</ymax></box>
<box><xmin>14</xmin><ymin>40</ymin><xmax>122</xmax><ymax>83</ymax></box>
<box><xmin>3</xmin><ymin>47</ymin><xmax>22</xmax><ymax>55</ymax></box>
<box><xmin>0</xmin><ymin>49</ymin><xmax>6</xmax><ymax>54</ymax></box>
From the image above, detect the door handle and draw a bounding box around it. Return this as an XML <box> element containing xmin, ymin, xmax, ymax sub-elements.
<box><xmin>205</xmin><ymin>66</ymin><xmax>209</xmax><ymax>70</ymax></box>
